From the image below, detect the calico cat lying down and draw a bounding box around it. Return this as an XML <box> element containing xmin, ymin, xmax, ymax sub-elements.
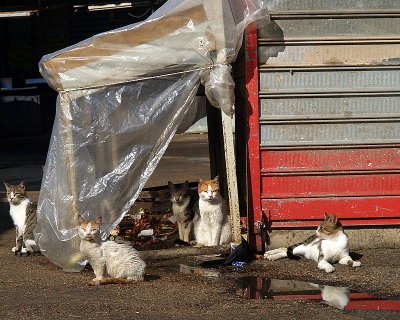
<box><xmin>264</xmin><ymin>213</ymin><xmax>361</xmax><ymax>273</ymax></box>
<box><xmin>78</xmin><ymin>216</ymin><xmax>146</xmax><ymax>285</ymax></box>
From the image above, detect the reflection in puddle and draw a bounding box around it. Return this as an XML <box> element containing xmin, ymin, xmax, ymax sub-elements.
<box><xmin>159</xmin><ymin>264</ymin><xmax>221</xmax><ymax>280</ymax></box>
<box><xmin>235</xmin><ymin>277</ymin><xmax>400</xmax><ymax>311</ymax></box>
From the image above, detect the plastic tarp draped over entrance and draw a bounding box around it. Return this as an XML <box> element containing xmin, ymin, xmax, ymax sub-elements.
<box><xmin>36</xmin><ymin>0</ymin><xmax>266</xmax><ymax>271</ymax></box>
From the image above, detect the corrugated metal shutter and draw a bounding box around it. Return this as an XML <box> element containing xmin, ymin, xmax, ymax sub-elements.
<box><xmin>256</xmin><ymin>0</ymin><xmax>400</xmax><ymax>227</ymax></box>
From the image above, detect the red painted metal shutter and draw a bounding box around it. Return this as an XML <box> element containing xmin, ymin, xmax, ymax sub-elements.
<box><xmin>246</xmin><ymin>1</ymin><xmax>400</xmax><ymax>242</ymax></box>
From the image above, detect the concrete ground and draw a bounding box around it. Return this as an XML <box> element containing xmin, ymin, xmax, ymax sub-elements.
<box><xmin>1</xmin><ymin>133</ymin><xmax>399</xmax><ymax>319</ymax></box>
<box><xmin>0</xmin><ymin>224</ymin><xmax>399</xmax><ymax>320</ymax></box>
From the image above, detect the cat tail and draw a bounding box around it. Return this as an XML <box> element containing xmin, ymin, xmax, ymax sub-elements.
<box><xmin>86</xmin><ymin>278</ymin><xmax>137</xmax><ymax>286</ymax></box>
<box><xmin>287</xmin><ymin>244</ymin><xmax>301</xmax><ymax>260</ymax></box>
<box><xmin>174</xmin><ymin>239</ymin><xmax>190</xmax><ymax>246</ymax></box>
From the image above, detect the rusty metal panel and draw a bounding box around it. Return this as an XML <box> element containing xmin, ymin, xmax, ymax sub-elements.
<box><xmin>260</xmin><ymin>121</ymin><xmax>400</xmax><ymax>146</ymax></box>
<box><xmin>265</xmin><ymin>0</ymin><xmax>400</xmax><ymax>11</ymax></box>
<box><xmin>258</xmin><ymin>17</ymin><xmax>400</xmax><ymax>40</ymax></box>
<box><xmin>261</xmin><ymin>173</ymin><xmax>400</xmax><ymax>198</ymax></box>
<box><xmin>245</xmin><ymin>1</ymin><xmax>400</xmax><ymax>229</ymax></box>
<box><xmin>259</xmin><ymin>44</ymin><xmax>400</xmax><ymax>67</ymax></box>
<box><xmin>259</xmin><ymin>68</ymin><xmax>400</xmax><ymax>93</ymax></box>
<box><xmin>260</xmin><ymin>95</ymin><xmax>400</xmax><ymax>120</ymax></box>
<box><xmin>260</xmin><ymin>147</ymin><xmax>400</xmax><ymax>172</ymax></box>
<box><xmin>262</xmin><ymin>197</ymin><xmax>400</xmax><ymax>220</ymax></box>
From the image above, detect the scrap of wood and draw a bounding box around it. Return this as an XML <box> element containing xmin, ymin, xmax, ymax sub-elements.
<box><xmin>140</xmin><ymin>245</ymin><xmax>230</xmax><ymax>261</ymax></box>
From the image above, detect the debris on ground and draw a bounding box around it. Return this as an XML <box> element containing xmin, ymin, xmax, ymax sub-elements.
<box><xmin>109</xmin><ymin>207</ymin><xmax>178</xmax><ymax>249</ymax></box>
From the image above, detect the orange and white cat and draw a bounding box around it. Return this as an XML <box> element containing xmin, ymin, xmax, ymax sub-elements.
<box><xmin>193</xmin><ymin>176</ymin><xmax>231</xmax><ymax>246</ymax></box>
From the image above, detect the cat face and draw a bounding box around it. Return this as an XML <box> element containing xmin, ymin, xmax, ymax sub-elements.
<box><xmin>168</xmin><ymin>180</ymin><xmax>190</xmax><ymax>204</ymax></box>
<box><xmin>316</xmin><ymin>213</ymin><xmax>342</xmax><ymax>239</ymax></box>
<box><xmin>198</xmin><ymin>176</ymin><xmax>220</xmax><ymax>201</ymax></box>
<box><xmin>4</xmin><ymin>181</ymin><xmax>27</xmax><ymax>204</ymax></box>
<box><xmin>78</xmin><ymin>216</ymin><xmax>102</xmax><ymax>241</ymax></box>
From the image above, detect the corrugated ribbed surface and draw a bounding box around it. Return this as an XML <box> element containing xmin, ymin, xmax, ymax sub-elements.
<box><xmin>260</xmin><ymin>121</ymin><xmax>400</xmax><ymax>146</ymax></box>
<box><xmin>259</xmin><ymin>17</ymin><xmax>400</xmax><ymax>40</ymax></box>
<box><xmin>260</xmin><ymin>96</ymin><xmax>400</xmax><ymax>120</ymax></box>
<box><xmin>255</xmin><ymin>1</ymin><xmax>400</xmax><ymax>225</ymax></box>
<box><xmin>260</xmin><ymin>68</ymin><xmax>400</xmax><ymax>93</ymax></box>
<box><xmin>266</xmin><ymin>0</ymin><xmax>400</xmax><ymax>11</ymax></box>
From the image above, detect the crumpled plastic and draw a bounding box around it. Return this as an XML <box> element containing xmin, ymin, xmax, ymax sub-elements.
<box><xmin>36</xmin><ymin>0</ymin><xmax>266</xmax><ymax>271</ymax></box>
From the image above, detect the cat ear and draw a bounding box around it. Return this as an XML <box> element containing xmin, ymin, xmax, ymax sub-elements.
<box><xmin>18</xmin><ymin>181</ymin><xmax>26</xmax><ymax>190</ymax></box>
<box><xmin>198</xmin><ymin>179</ymin><xmax>203</xmax><ymax>185</ymax></box>
<box><xmin>182</xmin><ymin>180</ymin><xmax>189</xmax><ymax>190</ymax></box>
<box><xmin>95</xmin><ymin>216</ymin><xmax>103</xmax><ymax>225</ymax></box>
<box><xmin>4</xmin><ymin>182</ymin><xmax>11</xmax><ymax>190</ymax></box>
<box><xmin>324</xmin><ymin>213</ymin><xmax>330</xmax><ymax>221</ymax></box>
<box><xmin>213</xmin><ymin>176</ymin><xmax>219</xmax><ymax>183</ymax></box>
<box><xmin>168</xmin><ymin>181</ymin><xmax>175</xmax><ymax>192</ymax></box>
<box><xmin>78</xmin><ymin>215</ymin><xmax>86</xmax><ymax>224</ymax></box>
<box><xmin>331</xmin><ymin>214</ymin><xmax>338</xmax><ymax>225</ymax></box>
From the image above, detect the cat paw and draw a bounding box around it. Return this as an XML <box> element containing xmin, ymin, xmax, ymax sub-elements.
<box><xmin>324</xmin><ymin>265</ymin><xmax>335</xmax><ymax>273</ymax></box>
<box><xmin>265</xmin><ymin>254</ymin><xmax>280</xmax><ymax>261</ymax></box>
<box><xmin>263</xmin><ymin>251</ymin><xmax>278</xmax><ymax>258</ymax></box>
<box><xmin>352</xmin><ymin>261</ymin><xmax>361</xmax><ymax>268</ymax></box>
<box><xmin>12</xmin><ymin>247</ymin><xmax>18</xmax><ymax>253</ymax></box>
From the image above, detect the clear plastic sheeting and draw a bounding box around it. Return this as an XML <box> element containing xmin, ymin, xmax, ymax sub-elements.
<box><xmin>36</xmin><ymin>0</ymin><xmax>266</xmax><ymax>271</ymax></box>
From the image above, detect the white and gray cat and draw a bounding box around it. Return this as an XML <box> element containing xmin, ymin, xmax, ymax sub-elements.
<box><xmin>4</xmin><ymin>181</ymin><xmax>39</xmax><ymax>255</ymax></box>
<box><xmin>168</xmin><ymin>180</ymin><xmax>199</xmax><ymax>243</ymax></box>
<box><xmin>193</xmin><ymin>176</ymin><xmax>231</xmax><ymax>246</ymax></box>
<box><xmin>264</xmin><ymin>213</ymin><xmax>361</xmax><ymax>273</ymax></box>
<box><xmin>78</xmin><ymin>216</ymin><xmax>146</xmax><ymax>285</ymax></box>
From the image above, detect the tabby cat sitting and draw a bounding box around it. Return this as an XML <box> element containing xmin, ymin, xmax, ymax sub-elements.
<box><xmin>264</xmin><ymin>213</ymin><xmax>361</xmax><ymax>273</ymax></box>
<box><xmin>4</xmin><ymin>181</ymin><xmax>39</xmax><ymax>255</ymax></box>
<box><xmin>168</xmin><ymin>180</ymin><xmax>198</xmax><ymax>244</ymax></box>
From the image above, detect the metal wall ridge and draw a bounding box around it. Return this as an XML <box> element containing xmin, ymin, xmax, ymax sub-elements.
<box><xmin>259</xmin><ymin>118</ymin><xmax>400</xmax><ymax>124</ymax></box>
<box><xmin>261</xmin><ymin>194</ymin><xmax>400</xmax><ymax>200</ymax></box>
<box><xmin>259</xmin><ymin>92</ymin><xmax>400</xmax><ymax>98</ymax></box>
<box><xmin>260</xmin><ymin>142</ymin><xmax>400</xmax><ymax>148</ymax></box>
<box><xmin>259</xmin><ymin>65</ymin><xmax>400</xmax><ymax>71</ymax></box>
<box><xmin>259</xmin><ymin>144</ymin><xmax>400</xmax><ymax>151</ymax></box>
<box><xmin>270</xmin><ymin>11</ymin><xmax>400</xmax><ymax>19</ymax></box>
<box><xmin>258</xmin><ymin>39</ymin><xmax>400</xmax><ymax>45</ymax></box>
<box><xmin>260</xmin><ymin>169</ymin><xmax>400</xmax><ymax>177</ymax></box>
<box><xmin>260</xmin><ymin>91</ymin><xmax>400</xmax><ymax>98</ymax></box>
<box><xmin>269</xmin><ymin>9</ymin><xmax>400</xmax><ymax>14</ymax></box>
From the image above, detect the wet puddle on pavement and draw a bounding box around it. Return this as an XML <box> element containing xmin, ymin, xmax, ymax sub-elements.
<box><xmin>157</xmin><ymin>264</ymin><xmax>221</xmax><ymax>281</ymax></box>
<box><xmin>158</xmin><ymin>264</ymin><xmax>400</xmax><ymax>311</ymax></box>
<box><xmin>235</xmin><ymin>277</ymin><xmax>400</xmax><ymax>311</ymax></box>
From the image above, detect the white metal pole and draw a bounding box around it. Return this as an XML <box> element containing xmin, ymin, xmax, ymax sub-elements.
<box><xmin>211</xmin><ymin>0</ymin><xmax>242</xmax><ymax>243</ymax></box>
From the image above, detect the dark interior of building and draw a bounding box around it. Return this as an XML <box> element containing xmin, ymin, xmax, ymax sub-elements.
<box><xmin>0</xmin><ymin>0</ymin><xmax>168</xmax><ymax>137</ymax></box>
